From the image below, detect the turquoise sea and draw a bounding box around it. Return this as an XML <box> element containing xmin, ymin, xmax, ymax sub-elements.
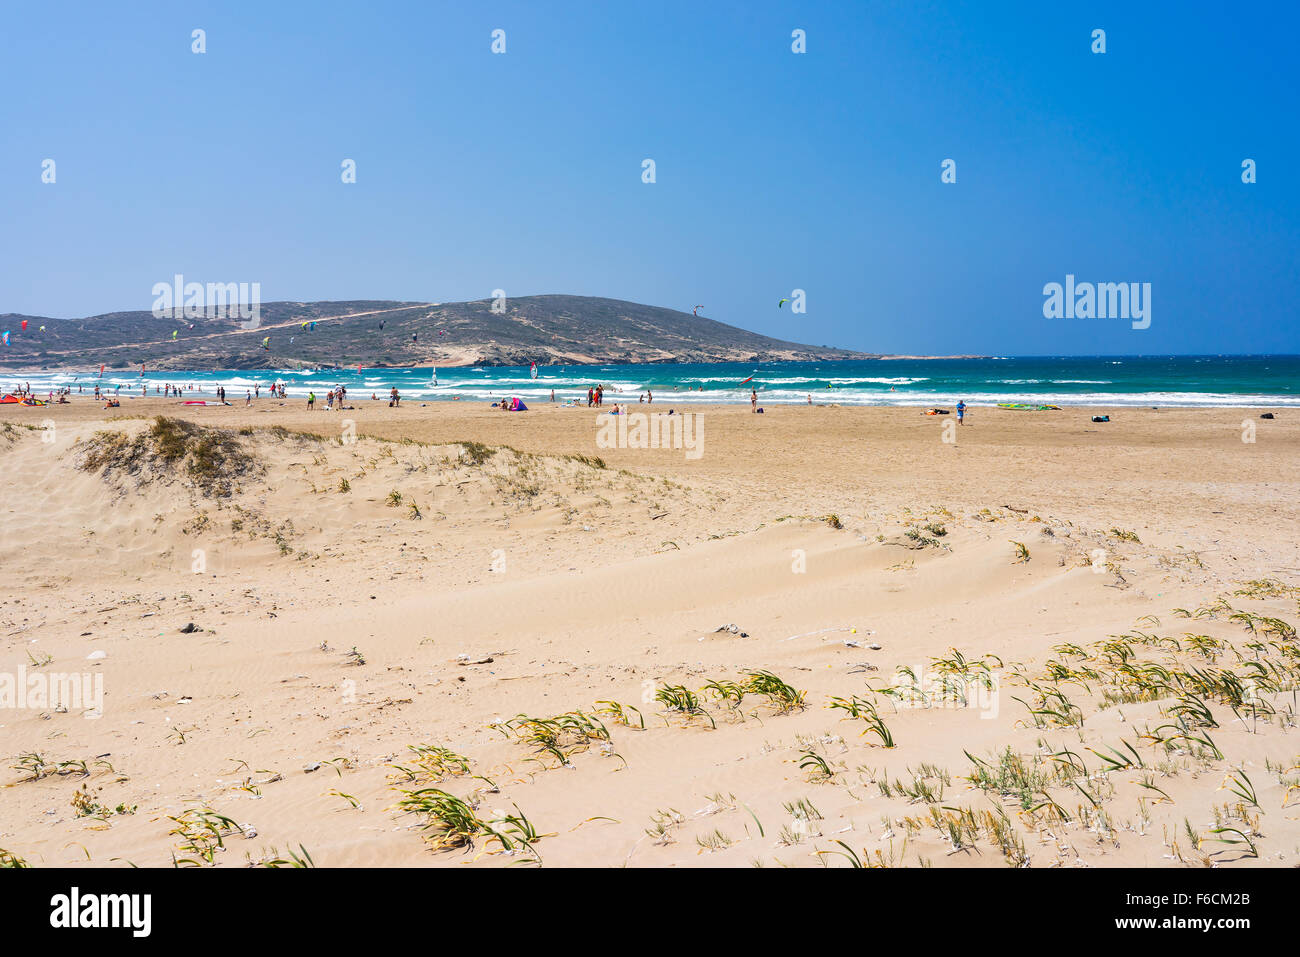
<box><xmin>10</xmin><ymin>356</ymin><xmax>1300</xmax><ymax>408</ymax></box>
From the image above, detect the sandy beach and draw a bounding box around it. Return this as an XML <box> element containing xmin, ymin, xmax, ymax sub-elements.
<box><xmin>2</xmin><ymin>398</ymin><xmax>1298</xmax><ymax>867</ymax></box>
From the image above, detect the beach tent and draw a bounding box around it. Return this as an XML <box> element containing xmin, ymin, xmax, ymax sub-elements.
<box><xmin>507</xmin><ymin>397</ymin><xmax>528</xmax><ymax>411</ymax></box>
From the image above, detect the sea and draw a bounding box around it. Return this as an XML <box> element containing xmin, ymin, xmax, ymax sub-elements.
<box><xmin>9</xmin><ymin>356</ymin><xmax>1300</xmax><ymax>408</ymax></box>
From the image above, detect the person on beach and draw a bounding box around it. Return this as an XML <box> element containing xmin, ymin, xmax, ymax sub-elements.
<box><xmin>751</xmin><ymin>388</ymin><xmax>758</xmax><ymax>412</ymax></box>
<box><xmin>587</xmin><ymin>388</ymin><xmax>594</xmax><ymax>407</ymax></box>
<box><xmin>307</xmin><ymin>391</ymin><xmax>316</xmax><ymax>410</ymax></box>
<box><xmin>245</xmin><ymin>389</ymin><xmax>252</xmax><ymax>407</ymax></box>
<box><xmin>647</xmin><ymin>389</ymin><xmax>652</xmax><ymax>404</ymax></box>
<box><xmin>956</xmin><ymin>400</ymin><xmax>966</xmax><ymax>425</ymax></box>
<box><xmin>390</xmin><ymin>387</ymin><xmax>400</xmax><ymax>407</ymax></box>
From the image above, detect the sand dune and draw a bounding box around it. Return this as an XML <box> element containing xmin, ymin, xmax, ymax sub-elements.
<box><xmin>1</xmin><ymin>402</ymin><xmax>1298</xmax><ymax>867</ymax></box>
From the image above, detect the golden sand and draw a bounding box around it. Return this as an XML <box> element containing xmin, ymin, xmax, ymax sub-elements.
<box><xmin>1</xmin><ymin>399</ymin><xmax>1296</xmax><ymax>867</ymax></box>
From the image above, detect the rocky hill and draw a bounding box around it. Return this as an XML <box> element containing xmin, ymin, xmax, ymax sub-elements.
<box><xmin>0</xmin><ymin>295</ymin><xmax>874</xmax><ymax>370</ymax></box>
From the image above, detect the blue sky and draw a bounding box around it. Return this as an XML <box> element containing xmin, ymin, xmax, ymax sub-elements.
<box><xmin>2</xmin><ymin>1</ymin><xmax>1295</xmax><ymax>355</ymax></box>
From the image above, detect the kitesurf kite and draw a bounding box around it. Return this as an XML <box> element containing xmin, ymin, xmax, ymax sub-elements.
<box><xmin>778</xmin><ymin>298</ymin><xmax>789</xmax><ymax>308</ymax></box>
<box><xmin>693</xmin><ymin>305</ymin><xmax>703</xmax><ymax>316</ymax></box>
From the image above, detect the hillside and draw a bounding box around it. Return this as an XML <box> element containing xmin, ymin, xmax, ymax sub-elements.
<box><xmin>0</xmin><ymin>295</ymin><xmax>874</xmax><ymax>371</ymax></box>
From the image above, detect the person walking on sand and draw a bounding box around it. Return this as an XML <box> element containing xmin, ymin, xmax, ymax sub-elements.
<box><xmin>390</xmin><ymin>387</ymin><xmax>400</xmax><ymax>407</ymax></box>
<box><xmin>307</xmin><ymin>391</ymin><xmax>316</xmax><ymax>410</ymax></box>
<box><xmin>751</xmin><ymin>388</ymin><xmax>758</xmax><ymax>412</ymax></box>
<box><xmin>956</xmin><ymin>400</ymin><xmax>966</xmax><ymax>425</ymax></box>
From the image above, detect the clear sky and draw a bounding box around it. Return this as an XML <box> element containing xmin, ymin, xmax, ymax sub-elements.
<box><xmin>2</xmin><ymin>1</ymin><xmax>1295</xmax><ymax>355</ymax></box>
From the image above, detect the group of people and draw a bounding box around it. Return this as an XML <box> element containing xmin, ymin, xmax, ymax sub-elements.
<box><xmin>306</xmin><ymin>384</ymin><xmax>354</xmax><ymax>410</ymax></box>
<box><xmin>303</xmin><ymin>385</ymin><xmax>404</xmax><ymax>409</ymax></box>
